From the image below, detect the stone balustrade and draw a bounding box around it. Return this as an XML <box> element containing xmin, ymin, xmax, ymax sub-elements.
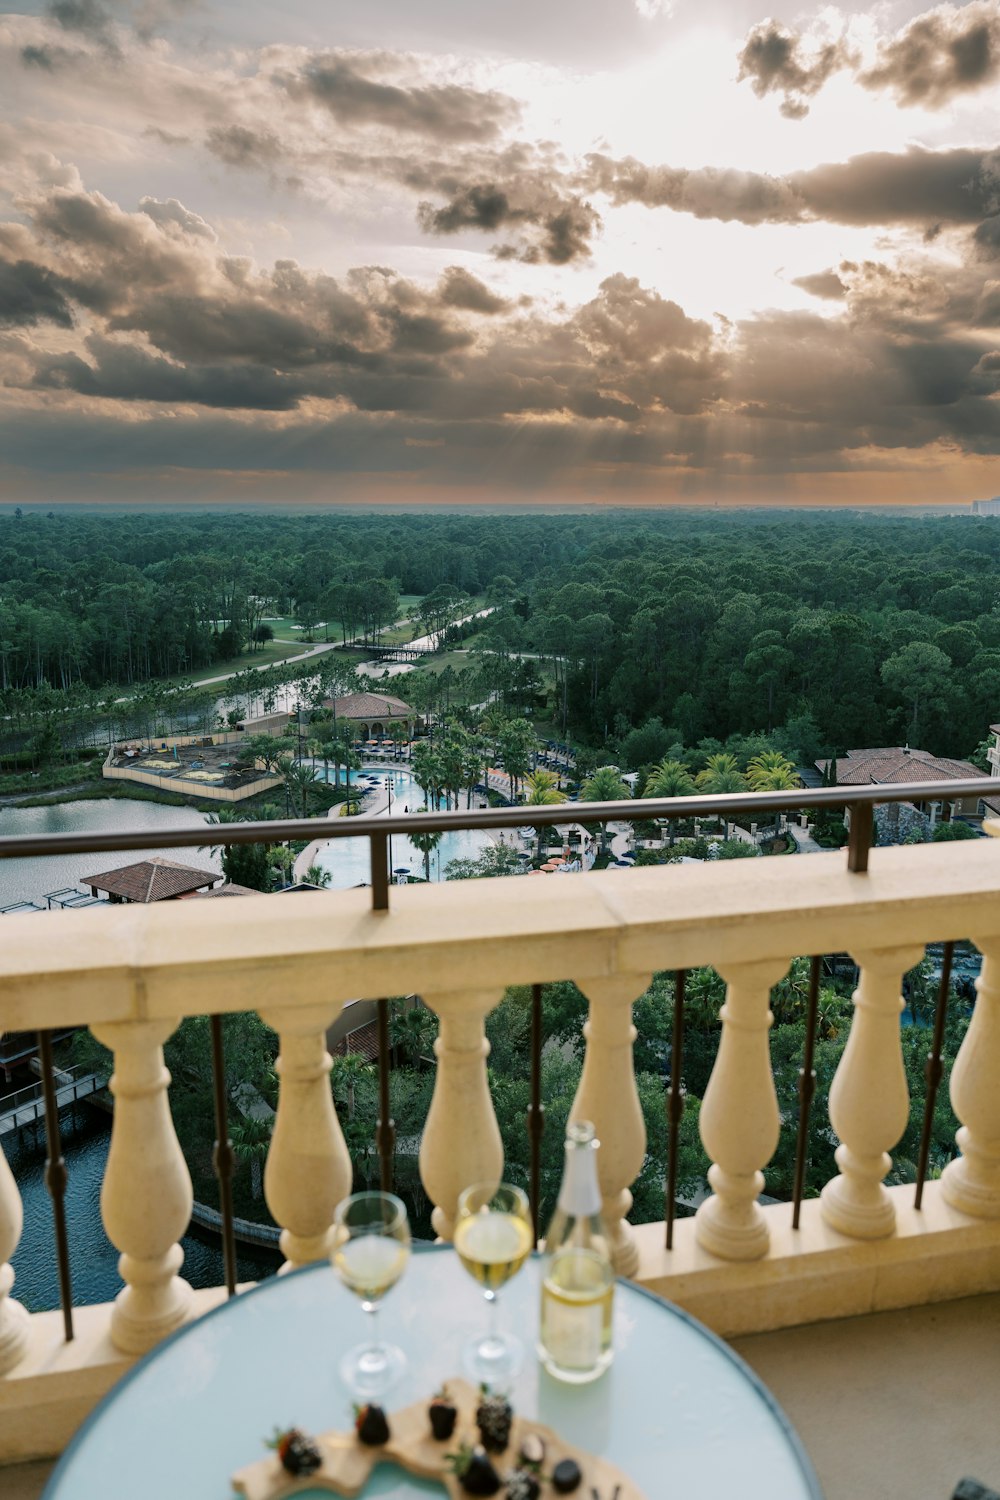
<box><xmin>3</xmin><ymin>837</ymin><xmax>1000</xmax><ymax>1463</ymax></box>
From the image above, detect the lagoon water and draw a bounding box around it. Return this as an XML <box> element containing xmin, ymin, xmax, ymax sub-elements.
<box><xmin>0</xmin><ymin>798</ymin><xmax>220</xmax><ymax>909</ymax></box>
<box><xmin>8</xmin><ymin>1114</ymin><xmax>278</xmax><ymax>1313</ymax></box>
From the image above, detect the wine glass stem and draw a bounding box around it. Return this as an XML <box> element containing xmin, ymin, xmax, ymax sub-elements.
<box><xmin>485</xmin><ymin>1288</ymin><xmax>499</xmax><ymax>1347</ymax></box>
<box><xmin>363</xmin><ymin>1299</ymin><xmax>381</xmax><ymax>1349</ymax></box>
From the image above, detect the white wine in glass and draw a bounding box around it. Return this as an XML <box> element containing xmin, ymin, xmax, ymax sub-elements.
<box><xmin>454</xmin><ymin>1182</ymin><xmax>532</xmax><ymax>1386</ymax></box>
<box><xmin>331</xmin><ymin>1191</ymin><xmax>411</xmax><ymax>1397</ymax></box>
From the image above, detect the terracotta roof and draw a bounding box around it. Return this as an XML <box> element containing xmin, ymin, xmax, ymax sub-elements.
<box><xmin>193</xmin><ymin>882</ymin><xmax>261</xmax><ymax>898</ymax></box>
<box><xmin>323</xmin><ymin>692</ymin><xmax>414</xmax><ymax>720</ymax></box>
<box><xmin>816</xmin><ymin>747</ymin><xmax>983</xmax><ymax>787</ymax></box>
<box><xmin>83</xmin><ymin>858</ymin><xmax>221</xmax><ymax>903</ymax></box>
<box><xmin>332</xmin><ymin>1019</ymin><xmax>380</xmax><ymax>1063</ymax></box>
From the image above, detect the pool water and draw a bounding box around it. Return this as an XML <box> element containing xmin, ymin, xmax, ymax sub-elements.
<box><xmin>309</xmin><ymin>766</ymin><xmax>492</xmax><ymax>886</ymax></box>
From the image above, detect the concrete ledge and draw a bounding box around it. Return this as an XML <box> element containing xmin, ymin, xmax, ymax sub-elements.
<box><xmin>631</xmin><ymin>1182</ymin><xmax>1000</xmax><ymax>1338</ymax></box>
<box><xmin>0</xmin><ymin>1287</ymin><xmax>230</xmax><ymax>1464</ymax></box>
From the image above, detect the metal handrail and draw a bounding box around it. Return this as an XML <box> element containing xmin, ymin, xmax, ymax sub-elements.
<box><xmin>0</xmin><ymin>776</ymin><xmax>995</xmax><ymax>909</ymax></box>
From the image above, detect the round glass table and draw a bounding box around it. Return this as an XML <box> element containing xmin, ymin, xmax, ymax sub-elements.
<box><xmin>44</xmin><ymin>1247</ymin><xmax>823</xmax><ymax>1499</ymax></box>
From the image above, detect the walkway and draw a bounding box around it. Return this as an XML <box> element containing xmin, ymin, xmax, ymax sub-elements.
<box><xmin>0</xmin><ymin>1073</ymin><xmax>106</xmax><ymax>1137</ymax></box>
<box><xmin>787</xmin><ymin>822</ymin><xmax>823</xmax><ymax>854</ymax></box>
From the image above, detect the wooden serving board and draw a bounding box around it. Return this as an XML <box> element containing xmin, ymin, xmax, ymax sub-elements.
<box><xmin>231</xmin><ymin>1377</ymin><xmax>645</xmax><ymax>1500</ymax></box>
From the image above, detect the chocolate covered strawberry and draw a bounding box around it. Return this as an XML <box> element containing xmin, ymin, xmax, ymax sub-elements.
<box><xmin>353</xmin><ymin>1403</ymin><xmax>390</xmax><ymax>1446</ymax></box>
<box><xmin>429</xmin><ymin>1387</ymin><xmax>458</xmax><ymax>1440</ymax></box>
<box><xmin>267</xmin><ymin>1427</ymin><xmax>322</xmax><ymax>1477</ymax></box>
<box><xmin>447</xmin><ymin>1442</ymin><xmax>502</xmax><ymax>1496</ymax></box>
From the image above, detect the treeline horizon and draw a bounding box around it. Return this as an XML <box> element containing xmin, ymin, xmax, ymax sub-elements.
<box><xmin>3</xmin><ymin>508</ymin><xmax>1000</xmax><ymax>767</ymax></box>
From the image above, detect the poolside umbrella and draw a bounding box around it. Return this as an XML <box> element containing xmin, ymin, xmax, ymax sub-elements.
<box><xmin>393</xmin><ymin>867</ymin><xmax>411</xmax><ymax>875</ymax></box>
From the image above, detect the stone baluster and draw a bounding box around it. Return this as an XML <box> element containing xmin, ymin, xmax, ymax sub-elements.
<box><xmin>91</xmin><ymin>1018</ymin><xmax>194</xmax><ymax>1353</ymax></box>
<box><xmin>820</xmin><ymin>944</ymin><xmax>924</xmax><ymax>1238</ymax></box>
<box><xmin>570</xmin><ymin>973</ymin><xmax>653</xmax><ymax>1276</ymax></box>
<box><xmin>261</xmin><ymin>1003</ymin><xmax>351</xmax><ymax>1270</ymax></box>
<box><xmin>941</xmin><ymin>938</ymin><xmax>1000</xmax><ymax>1218</ymax></box>
<box><xmin>0</xmin><ymin>1034</ymin><xmax>29</xmax><ymax>1373</ymax></box>
<box><xmin>419</xmin><ymin>988</ymin><xmax>504</xmax><ymax>1241</ymax></box>
<box><xmin>695</xmin><ymin>958</ymin><xmax>790</xmax><ymax>1261</ymax></box>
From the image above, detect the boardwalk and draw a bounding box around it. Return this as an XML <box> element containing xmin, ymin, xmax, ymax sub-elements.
<box><xmin>0</xmin><ymin>1071</ymin><xmax>106</xmax><ymax>1137</ymax></box>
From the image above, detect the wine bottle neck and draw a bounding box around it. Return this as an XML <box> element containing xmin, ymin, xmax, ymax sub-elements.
<box><xmin>557</xmin><ymin>1138</ymin><xmax>602</xmax><ymax>1218</ymax></box>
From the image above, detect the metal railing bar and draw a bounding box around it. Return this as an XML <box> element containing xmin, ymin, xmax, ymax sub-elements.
<box><xmin>665</xmin><ymin>969</ymin><xmax>686</xmax><ymax>1251</ymax></box>
<box><xmin>792</xmin><ymin>956</ymin><xmax>822</xmax><ymax>1230</ymax></box>
<box><xmin>37</xmin><ymin>1030</ymin><xmax>74</xmax><ymax>1341</ymax></box>
<box><xmin>915</xmin><ymin>941</ymin><xmax>953</xmax><ymax>1210</ymax></box>
<box><xmin>846</xmin><ymin>803</ymin><xmax>874</xmax><ymax>874</ymax></box>
<box><xmin>370</xmin><ymin>835</ymin><xmax>390</xmax><ymax>913</ymax></box>
<box><xmin>209</xmin><ymin>1015</ymin><xmax>238</xmax><ymax>1298</ymax></box>
<box><xmin>0</xmin><ymin>778</ymin><xmax>995</xmax><ymax>860</ymax></box>
<box><xmin>526</xmin><ymin>982</ymin><xmax>545</xmax><ymax>1248</ymax></box>
<box><xmin>375</xmin><ymin>998</ymin><xmax>395</xmax><ymax>1192</ymax></box>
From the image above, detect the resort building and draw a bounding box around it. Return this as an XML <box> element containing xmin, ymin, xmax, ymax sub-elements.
<box><xmin>321</xmin><ymin>691</ymin><xmax>417</xmax><ymax>740</ymax></box>
<box><xmin>817</xmin><ymin>745</ymin><xmax>991</xmax><ymax>825</ymax></box>
<box><xmin>81</xmin><ymin>858</ymin><xmax>222</xmax><ymax>904</ymax></box>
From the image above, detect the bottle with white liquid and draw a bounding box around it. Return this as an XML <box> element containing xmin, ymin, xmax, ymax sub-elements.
<box><xmin>538</xmin><ymin>1121</ymin><xmax>614</xmax><ymax>1383</ymax></box>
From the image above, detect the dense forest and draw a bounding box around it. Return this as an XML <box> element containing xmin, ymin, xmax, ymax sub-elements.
<box><xmin>2</xmin><ymin>506</ymin><xmax>999</xmax><ymax>766</ymax></box>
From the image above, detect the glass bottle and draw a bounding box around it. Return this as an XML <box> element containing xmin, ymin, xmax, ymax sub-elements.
<box><xmin>538</xmin><ymin>1120</ymin><xmax>614</xmax><ymax>1383</ymax></box>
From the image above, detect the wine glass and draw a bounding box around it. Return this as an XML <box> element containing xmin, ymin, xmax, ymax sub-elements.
<box><xmin>454</xmin><ymin>1181</ymin><xmax>532</xmax><ymax>1388</ymax></box>
<box><xmin>331</xmin><ymin>1191</ymin><xmax>411</xmax><ymax>1397</ymax></box>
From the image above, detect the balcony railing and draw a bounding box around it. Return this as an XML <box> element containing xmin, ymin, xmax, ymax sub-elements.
<box><xmin>2</xmin><ymin>780</ymin><xmax>1000</xmax><ymax>1465</ymax></box>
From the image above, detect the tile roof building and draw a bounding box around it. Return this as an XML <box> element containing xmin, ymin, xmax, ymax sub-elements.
<box><xmin>322</xmin><ymin>692</ymin><xmax>416</xmax><ymax>736</ymax></box>
<box><xmin>82</xmin><ymin>858</ymin><xmax>222</xmax><ymax>904</ymax></box>
<box><xmin>816</xmin><ymin>746</ymin><xmax>983</xmax><ymax>788</ymax></box>
<box><xmin>817</xmin><ymin>746</ymin><xmax>995</xmax><ymax>821</ymax></box>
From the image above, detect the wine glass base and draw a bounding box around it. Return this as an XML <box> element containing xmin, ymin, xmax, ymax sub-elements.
<box><xmin>339</xmin><ymin>1341</ymin><xmax>407</xmax><ymax>1399</ymax></box>
<box><xmin>462</xmin><ymin>1332</ymin><xmax>524</xmax><ymax>1391</ymax></box>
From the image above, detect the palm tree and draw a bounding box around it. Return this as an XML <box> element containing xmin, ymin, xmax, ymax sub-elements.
<box><xmin>696</xmin><ymin>753</ymin><xmax>747</xmax><ymax>839</ymax></box>
<box><xmin>408</xmin><ymin>806</ymin><xmax>444</xmax><ymax>881</ymax></box>
<box><xmin>301</xmin><ymin>864</ymin><xmax>332</xmax><ymax>887</ymax></box>
<box><xmin>523</xmin><ymin>769</ymin><xmax>567</xmax><ymax>865</ymax></box>
<box><xmin>746</xmin><ymin>751</ymin><xmax>801</xmax><ymax>836</ymax></box>
<box><xmin>580</xmin><ymin>765</ymin><xmax>631</xmax><ymax>857</ymax></box>
<box><xmin>643</xmin><ymin>757</ymin><xmax>696</xmax><ymax>846</ymax></box>
<box><xmin>330</xmin><ymin>1052</ymin><xmax>374</xmax><ymax>1123</ymax></box>
<box><xmin>388</xmin><ymin>1003</ymin><xmax>438</xmax><ymax>1067</ymax></box>
<box><xmin>412</xmin><ymin>741</ymin><xmax>445</xmax><ymax>809</ymax></box>
<box><xmin>282</xmin><ymin>757</ymin><xmax>318</xmax><ymax>818</ymax></box>
<box><xmin>231</xmin><ymin>1115</ymin><xmax>272</xmax><ymax>1201</ymax></box>
<box><xmin>388</xmin><ymin>721</ymin><xmax>408</xmax><ymax>761</ymax></box>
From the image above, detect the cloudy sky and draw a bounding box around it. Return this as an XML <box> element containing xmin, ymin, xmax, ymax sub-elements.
<box><xmin>1</xmin><ymin>0</ymin><xmax>999</xmax><ymax>507</ymax></box>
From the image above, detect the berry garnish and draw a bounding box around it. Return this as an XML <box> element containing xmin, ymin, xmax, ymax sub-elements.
<box><xmin>267</xmin><ymin>1427</ymin><xmax>322</xmax><ymax>1477</ymax></box>
<box><xmin>518</xmin><ymin>1432</ymin><xmax>546</xmax><ymax>1469</ymax></box>
<box><xmin>505</xmin><ymin>1468</ymin><xmax>541</xmax><ymax>1500</ymax></box>
<box><xmin>476</xmin><ymin>1388</ymin><xmax>513</xmax><ymax>1453</ymax></box>
<box><xmin>447</xmin><ymin>1442</ymin><xmax>503</xmax><ymax>1496</ymax></box>
<box><xmin>353</xmin><ymin>1403</ymin><xmax>390</xmax><ymax>1446</ymax></box>
<box><xmin>429</xmin><ymin>1386</ymin><xmax>459</xmax><ymax>1440</ymax></box>
<box><xmin>552</xmin><ymin>1457</ymin><xmax>583</xmax><ymax>1493</ymax></box>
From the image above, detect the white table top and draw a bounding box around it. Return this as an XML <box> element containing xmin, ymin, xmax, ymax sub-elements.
<box><xmin>45</xmin><ymin>1247</ymin><xmax>822</xmax><ymax>1499</ymax></box>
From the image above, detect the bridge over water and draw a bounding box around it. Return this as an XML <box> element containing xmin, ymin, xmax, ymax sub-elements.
<box><xmin>0</xmin><ymin>1069</ymin><xmax>107</xmax><ymax>1138</ymax></box>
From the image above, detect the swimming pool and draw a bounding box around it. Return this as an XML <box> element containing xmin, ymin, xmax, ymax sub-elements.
<box><xmin>308</xmin><ymin>765</ymin><xmax>492</xmax><ymax>886</ymax></box>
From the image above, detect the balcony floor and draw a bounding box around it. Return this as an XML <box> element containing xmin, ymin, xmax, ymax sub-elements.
<box><xmin>4</xmin><ymin>1294</ymin><xmax>1000</xmax><ymax>1500</ymax></box>
<box><xmin>732</xmin><ymin>1291</ymin><xmax>1000</xmax><ymax>1500</ymax></box>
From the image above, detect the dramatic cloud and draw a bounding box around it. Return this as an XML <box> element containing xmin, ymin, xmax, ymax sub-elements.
<box><xmin>859</xmin><ymin>1</ymin><xmax>1000</xmax><ymax>107</ymax></box>
<box><xmin>418</xmin><ymin>179</ymin><xmax>601</xmax><ymax>263</ymax></box>
<box><xmin>3</xmin><ymin>1</ymin><xmax>1000</xmax><ymax>503</ymax></box>
<box><xmin>0</xmin><ymin>258</ymin><xmax>75</xmax><ymax>328</ymax></box>
<box><xmin>586</xmin><ymin>146</ymin><xmax>1000</xmax><ymax>237</ymax></box>
<box><xmin>738</xmin><ymin>1</ymin><xmax>1000</xmax><ymax>115</ymax></box>
<box><xmin>792</xmin><ymin>269</ymin><xmax>848</xmax><ymax>299</ymax></box>
<box><xmin>737</xmin><ymin>20</ymin><xmax>856</xmax><ymax>119</ymax></box>
<box><xmin>287</xmin><ymin>56</ymin><xmax>519</xmax><ymax>142</ymax></box>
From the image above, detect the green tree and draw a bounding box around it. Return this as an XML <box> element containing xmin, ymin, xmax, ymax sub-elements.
<box><xmin>880</xmin><ymin>641</ymin><xmax>952</xmax><ymax>743</ymax></box>
<box><xmin>523</xmin><ymin>768</ymin><xmax>568</xmax><ymax>865</ymax></box>
<box><xmin>409</xmin><ymin>807</ymin><xmax>444</xmax><ymax>882</ymax></box>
